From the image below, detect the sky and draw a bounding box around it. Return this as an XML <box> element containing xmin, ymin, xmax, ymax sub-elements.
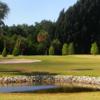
<box><xmin>2</xmin><ymin>0</ymin><xmax>77</xmax><ymax>26</ymax></box>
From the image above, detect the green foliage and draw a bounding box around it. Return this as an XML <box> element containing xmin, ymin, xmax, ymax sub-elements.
<box><xmin>68</xmin><ymin>42</ymin><xmax>74</xmax><ymax>55</ymax></box>
<box><xmin>0</xmin><ymin>1</ymin><xmax>9</xmax><ymax>30</ymax></box>
<box><xmin>49</xmin><ymin>45</ymin><xmax>55</xmax><ymax>55</ymax></box>
<box><xmin>62</xmin><ymin>43</ymin><xmax>68</xmax><ymax>55</ymax></box>
<box><xmin>37</xmin><ymin>30</ymin><xmax>48</xmax><ymax>43</ymax></box>
<box><xmin>12</xmin><ymin>38</ymin><xmax>21</xmax><ymax>56</ymax></box>
<box><xmin>12</xmin><ymin>47</ymin><xmax>19</xmax><ymax>56</ymax></box>
<box><xmin>0</xmin><ymin>1</ymin><xmax>9</xmax><ymax>20</ymax></box>
<box><xmin>15</xmin><ymin>38</ymin><xmax>21</xmax><ymax>48</ymax></box>
<box><xmin>37</xmin><ymin>43</ymin><xmax>47</xmax><ymax>55</ymax></box>
<box><xmin>52</xmin><ymin>39</ymin><xmax>61</xmax><ymax>55</ymax></box>
<box><xmin>90</xmin><ymin>42</ymin><xmax>99</xmax><ymax>55</ymax></box>
<box><xmin>55</xmin><ymin>0</ymin><xmax>100</xmax><ymax>54</ymax></box>
<box><xmin>55</xmin><ymin>9</ymin><xmax>65</xmax><ymax>39</ymax></box>
<box><xmin>52</xmin><ymin>39</ymin><xmax>61</xmax><ymax>47</ymax></box>
<box><xmin>2</xmin><ymin>47</ymin><xmax>7</xmax><ymax>57</ymax></box>
<box><xmin>2</xmin><ymin>0</ymin><xmax>100</xmax><ymax>55</ymax></box>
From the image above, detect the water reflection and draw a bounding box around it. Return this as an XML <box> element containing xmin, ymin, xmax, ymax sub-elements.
<box><xmin>0</xmin><ymin>81</ymin><xmax>99</xmax><ymax>93</ymax></box>
<box><xmin>55</xmin><ymin>82</ymin><xmax>100</xmax><ymax>90</ymax></box>
<box><xmin>0</xmin><ymin>82</ymin><xmax>57</xmax><ymax>93</ymax></box>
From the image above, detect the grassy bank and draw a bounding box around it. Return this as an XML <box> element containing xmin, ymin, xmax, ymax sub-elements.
<box><xmin>0</xmin><ymin>55</ymin><xmax>100</xmax><ymax>76</ymax></box>
<box><xmin>0</xmin><ymin>92</ymin><xmax>99</xmax><ymax>100</ymax></box>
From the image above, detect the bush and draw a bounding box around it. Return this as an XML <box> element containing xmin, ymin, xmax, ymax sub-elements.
<box><xmin>68</xmin><ymin>42</ymin><xmax>74</xmax><ymax>55</ymax></box>
<box><xmin>2</xmin><ymin>47</ymin><xmax>7</xmax><ymax>57</ymax></box>
<box><xmin>12</xmin><ymin>47</ymin><xmax>19</xmax><ymax>56</ymax></box>
<box><xmin>90</xmin><ymin>42</ymin><xmax>99</xmax><ymax>55</ymax></box>
<box><xmin>49</xmin><ymin>45</ymin><xmax>55</xmax><ymax>55</ymax></box>
<box><xmin>62</xmin><ymin>43</ymin><xmax>68</xmax><ymax>55</ymax></box>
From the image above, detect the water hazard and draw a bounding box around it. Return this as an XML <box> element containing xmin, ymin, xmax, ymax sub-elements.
<box><xmin>0</xmin><ymin>83</ymin><xmax>57</xmax><ymax>93</ymax></box>
<box><xmin>0</xmin><ymin>82</ymin><xmax>99</xmax><ymax>93</ymax></box>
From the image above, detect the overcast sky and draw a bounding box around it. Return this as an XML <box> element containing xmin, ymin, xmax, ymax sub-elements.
<box><xmin>2</xmin><ymin>0</ymin><xmax>77</xmax><ymax>26</ymax></box>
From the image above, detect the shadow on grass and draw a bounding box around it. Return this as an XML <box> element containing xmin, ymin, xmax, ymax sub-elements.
<box><xmin>15</xmin><ymin>87</ymin><xmax>100</xmax><ymax>94</ymax></box>
<box><xmin>72</xmin><ymin>68</ymin><xmax>94</xmax><ymax>71</ymax></box>
<box><xmin>0</xmin><ymin>70</ymin><xmax>59</xmax><ymax>76</ymax></box>
<box><xmin>12</xmin><ymin>71</ymin><xmax>58</xmax><ymax>76</ymax></box>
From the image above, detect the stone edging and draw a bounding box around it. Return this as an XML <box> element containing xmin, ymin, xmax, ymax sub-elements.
<box><xmin>0</xmin><ymin>75</ymin><xmax>100</xmax><ymax>89</ymax></box>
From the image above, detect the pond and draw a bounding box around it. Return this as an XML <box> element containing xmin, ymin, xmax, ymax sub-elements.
<box><xmin>0</xmin><ymin>82</ymin><xmax>99</xmax><ymax>93</ymax></box>
<box><xmin>0</xmin><ymin>83</ymin><xmax>57</xmax><ymax>93</ymax></box>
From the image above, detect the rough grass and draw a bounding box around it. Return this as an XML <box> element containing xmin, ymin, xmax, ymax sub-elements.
<box><xmin>0</xmin><ymin>55</ymin><xmax>100</xmax><ymax>76</ymax></box>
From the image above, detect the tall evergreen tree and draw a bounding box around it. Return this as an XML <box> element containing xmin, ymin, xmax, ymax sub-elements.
<box><xmin>55</xmin><ymin>9</ymin><xmax>65</xmax><ymax>41</ymax></box>
<box><xmin>56</xmin><ymin>0</ymin><xmax>100</xmax><ymax>54</ymax></box>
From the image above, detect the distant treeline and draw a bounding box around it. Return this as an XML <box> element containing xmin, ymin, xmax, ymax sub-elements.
<box><xmin>1</xmin><ymin>0</ymin><xmax>100</xmax><ymax>55</ymax></box>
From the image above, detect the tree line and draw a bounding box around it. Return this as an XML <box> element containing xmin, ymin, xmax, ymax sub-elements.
<box><xmin>0</xmin><ymin>0</ymin><xmax>100</xmax><ymax>56</ymax></box>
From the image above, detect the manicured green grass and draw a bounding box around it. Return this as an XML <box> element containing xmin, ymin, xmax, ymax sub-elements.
<box><xmin>0</xmin><ymin>55</ymin><xmax>100</xmax><ymax>76</ymax></box>
<box><xmin>0</xmin><ymin>55</ymin><xmax>100</xmax><ymax>100</ymax></box>
<box><xmin>0</xmin><ymin>92</ymin><xmax>99</xmax><ymax>100</ymax></box>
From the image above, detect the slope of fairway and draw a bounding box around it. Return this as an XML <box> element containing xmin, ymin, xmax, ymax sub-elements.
<box><xmin>0</xmin><ymin>55</ymin><xmax>100</xmax><ymax>76</ymax></box>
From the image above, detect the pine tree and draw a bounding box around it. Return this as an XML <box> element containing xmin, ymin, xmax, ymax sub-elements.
<box><xmin>90</xmin><ymin>42</ymin><xmax>99</xmax><ymax>55</ymax></box>
<box><xmin>49</xmin><ymin>45</ymin><xmax>55</xmax><ymax>55</ymax></box>
<box><xmin>62</xmin><ymin>43</ymin><xmax>68</xmax><ymax>55</ymax></box>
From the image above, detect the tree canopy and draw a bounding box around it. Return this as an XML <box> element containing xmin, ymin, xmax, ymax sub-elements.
<box><xmin>0</xmin><ymin>1</ymin><xmax>9</xmax><ymax>26</ymax></box>
<box><xmin>1</xmin><ymin>0</ymin><xmax>100</xmax><ymax>55</ymax></box>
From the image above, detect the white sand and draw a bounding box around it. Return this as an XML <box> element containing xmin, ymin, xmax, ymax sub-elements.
<box><xmin>0</xmin><ymin>59</ymin><xmax>41</xmax><ymax>64</ymax></box>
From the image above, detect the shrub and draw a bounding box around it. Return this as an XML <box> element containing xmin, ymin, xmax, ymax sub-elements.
<box><xmin>68</xmin><ymin>42</ymin><xmax>74</xmax><ymax>55</ymax></box>
<box><xmin>49</xmin><ymin>45</ymin><xmax>55</xmax><ymax>55</ymax></box>
<box><xmin>2</xmin><ymin>47</ymin><xmax>7</xmax><ymax>57</ymax></box>
<box><xmin>90</xmin><ymin>42</ymin><xmax>99</xmax><ymax>55</ymax></box>
<box><xmin>12</xmin><ymin>38</ymin><xmax>21</xmax><ymax>56</ymax></box>
<box><xmin>62</xmin><ymin>43</ymin><xmax>68</xmax><ymax>55</ymax></box>
<box><xmin>12</xmin><ymin>47</ymin><xmax>19</xmax><ymax>56</ymax></box>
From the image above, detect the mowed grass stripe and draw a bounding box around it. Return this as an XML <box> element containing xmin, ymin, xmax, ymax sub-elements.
<box><xmin>0</xmin><ymin>55</ymin><xmax>99</xmax><ymax>76</ymax></box>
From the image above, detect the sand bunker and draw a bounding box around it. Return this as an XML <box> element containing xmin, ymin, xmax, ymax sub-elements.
<box><xmin>0</xmin><ymin>59</ymin><xmax>42</xmax><ymax>64</ymax></box>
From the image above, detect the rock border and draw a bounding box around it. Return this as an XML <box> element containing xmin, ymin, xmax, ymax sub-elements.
<box><xmin>0</xmin><ymin>75</ymin><xmax>100</xmax><ymax>89</ymax></box>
